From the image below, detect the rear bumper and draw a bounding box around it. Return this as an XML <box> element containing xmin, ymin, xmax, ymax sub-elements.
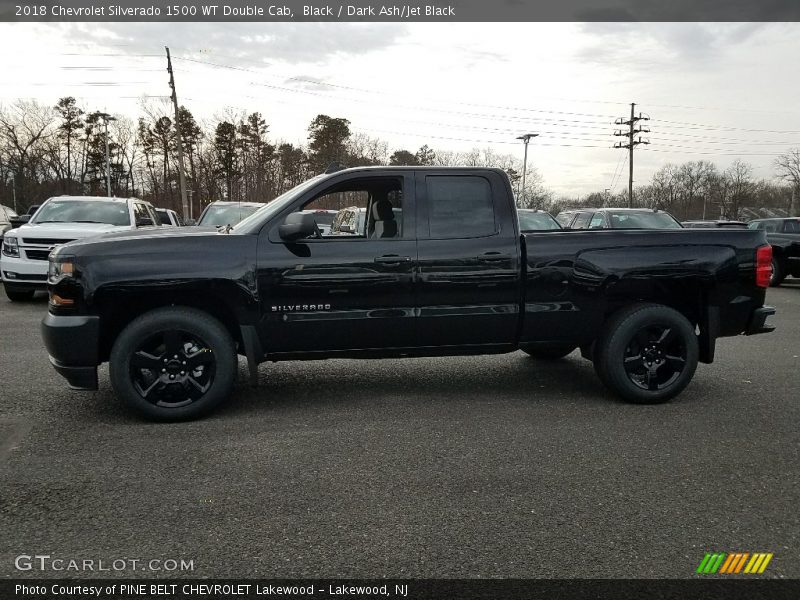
<box><xmin>745</xmin><ymin>306</ymin><xmax>776</xmax><ymax>335</ymax></box>
<box><xmin>41</xmin><ymin>312</ymin><xmax>100</xmax><ymax>390</ymax></box>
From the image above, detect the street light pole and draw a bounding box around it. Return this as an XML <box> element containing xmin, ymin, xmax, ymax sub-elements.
<box><xmin>516</xmin><ymin>133</ymin><xmax>539</xmax><ymax>205</ymax></box>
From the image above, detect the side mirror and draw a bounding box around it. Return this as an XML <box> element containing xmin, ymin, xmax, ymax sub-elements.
<box><xmin>339</xmin><ymin>224</ymin><xmax>354</xmax><ymax>233</ymax></box>
<box><xmin>135</xmin><ymin>217</ymin><xmax>154</xmax><ymax>227</ymax></box>
<box><xmin>279</xmin><ymin>212</ymin><xmax>318</xmax><ymax>242</ymax></box>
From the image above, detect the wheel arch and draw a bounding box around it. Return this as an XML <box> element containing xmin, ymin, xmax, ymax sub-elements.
<box><xmin>92</xmin><ymin>282</ymin><xmax>253</xmax><ymax>362</ymax></box>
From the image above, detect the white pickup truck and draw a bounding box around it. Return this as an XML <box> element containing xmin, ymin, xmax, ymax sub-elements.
<box><xmin>1</xmin><ymin>195</ymin><xmax>161</xmax><ymax>301</ymax></box>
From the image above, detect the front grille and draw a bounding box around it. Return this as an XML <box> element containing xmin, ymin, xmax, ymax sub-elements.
<box><xmin>24</xmin><ymin>249</ymin><xmax>51</xmax><ymax>261</ymax></box>
<box><xmin>22</xmin><ymin>238</ymin><xmax>75</xmax><ymax>246</ymax></box>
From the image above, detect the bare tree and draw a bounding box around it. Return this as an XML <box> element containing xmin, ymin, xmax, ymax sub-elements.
<box><xmin>775</xmin><ymin>148</ymin><xmax>800</xmax><ymax>214</ymax></box>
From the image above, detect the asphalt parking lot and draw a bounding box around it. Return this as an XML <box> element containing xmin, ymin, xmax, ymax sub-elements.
<box><xmin>1</xmin><ymin>283</ymin><xmax>798</xmax><ymax>579</ymax></box>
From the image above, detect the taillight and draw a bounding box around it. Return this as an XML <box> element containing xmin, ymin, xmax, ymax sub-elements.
<box><xmin>755</xmin><ymin>245</ymin><xmax>772</xmax><ymax>288</ymax></box>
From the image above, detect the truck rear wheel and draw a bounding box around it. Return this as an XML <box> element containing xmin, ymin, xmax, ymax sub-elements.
<box><xmin>594</xmin><ymin>304</ymin><xmax>698</xmax><ymax>404</ymax></box>
<box><xmin>109</xmin><ymin>307</ymin><xmax>237</xmax><ymax>421</ymax></box>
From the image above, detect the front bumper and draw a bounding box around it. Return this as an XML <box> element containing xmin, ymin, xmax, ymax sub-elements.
<box><xmin>41</xmin><ymin>312</ymin><xmax>100</xmax><ymax>390</ymax></box>
<box><xmin>1</xmin><ymin>253</ymin><xmax>48</xmax><ymax>287</ymax></box>
<box><xmin>745</xmin><ymin>306</ymin><xmax>776</xmax><ymax>335</ymax></box>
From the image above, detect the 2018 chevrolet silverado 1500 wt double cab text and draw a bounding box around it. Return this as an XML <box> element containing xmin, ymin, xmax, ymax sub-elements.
<box><xmin>41</xmin><ymin>167</ymin><xmax>776</xmax><ymax>421</ymax></box>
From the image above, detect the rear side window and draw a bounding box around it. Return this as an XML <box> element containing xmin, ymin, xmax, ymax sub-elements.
<box><xmin>427</xmin><ymin>176</ymin><xmax>495</xmax><ymax>238</ymax></box>
<box><xmin>784</xmin><ymin>220</ymin><xmax>800</xmax><ymax>233</ymax></box>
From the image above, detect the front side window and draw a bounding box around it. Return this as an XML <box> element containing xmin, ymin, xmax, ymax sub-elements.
<box><xmin>427</xmin><ymin>176</ymin><xmax>494</xmax><ymax>239</ymax></box>
<box><xmin>290</xmin><ymin>177</ymin><xmax>404</xmax><ymax>240</ymax></box>
<box><xmin>133</xmin><ymin>203</ymin><xmax>155</xmax><ymax>226</ymax></box>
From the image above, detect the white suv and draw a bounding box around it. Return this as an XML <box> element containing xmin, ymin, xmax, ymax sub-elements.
<box><xmin>1</xmin><ymin>196</ymin><xmax>160</xmax><ymax>301</ymax></box>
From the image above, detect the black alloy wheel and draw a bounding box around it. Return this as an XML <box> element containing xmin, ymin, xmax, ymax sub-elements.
<box><xmin>622</xmin><ymin>325</ymin><xmax>687</xmax><ymax>391</ymax></box>
<box><xmin>129</xmin><ymin>329</ymin><xmax>216</xmax><ymax>408</ymax></box>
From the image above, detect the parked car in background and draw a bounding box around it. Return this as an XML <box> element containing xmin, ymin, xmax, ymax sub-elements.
<box><xmin>297</xmin><ymin>209</ymin><xmax>338</xmax><ymax>235</ymax></box>
<box><xmin>196</xmin><ymin>201</ymin><xmax>262</xmax><ymax>227</ymax></box>
<box><xmin>155</xmin><ymin>208</ymin><xmax>183</xmax><ymax>227</ymax></box>
<box><xmin>1</xmin><ymin>196</ymin><xmax>160</xmax><ymax>301</ymax></box>
<box><xmin>9</xmin><ymin>204</ymin><xmax>41</xmax><ymax>229</ymax></box>
<box><xmin>329</xmin><ymin>206</ymin><xmax>403</xmax><ymax>237</ymax></box>
<box><xmin>682</xmin><ymin>220</ymin><xmax>748</xmax><ymax>229</ymax></box>
<box><xmin>517</xmin><ymin>209</ymin><xmax>561</xmax><ymax>231</ymax></box>
<box><xmin>748</xmin><ymin>217</ymin><xmax>800</xmax><ymax>286</ymax></box>
<box><xmin>558</xmin><ymin>208</ymin><xmax>682</xmax><ymax>230</ymax></box>
<box><xmin>1</xmin><ymin>205</ymin><xmax>15</xmax><ymax>239</ymax></box>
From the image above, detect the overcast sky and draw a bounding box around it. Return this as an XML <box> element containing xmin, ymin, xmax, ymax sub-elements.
<box><xmin>1</xmin><ymin>21</ymin><xmax>799</xmax><ymax>195</ymax></box>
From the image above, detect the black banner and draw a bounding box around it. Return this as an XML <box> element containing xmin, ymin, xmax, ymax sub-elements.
<box><xmin>2</xmin><ymin>0</ymin><xmax>800</xmax><ymax>23</ymax></box>
<box><xmin>3</xmin><ymin>579</ymin><xmax>800</xmax><ymax>600</ymax></box>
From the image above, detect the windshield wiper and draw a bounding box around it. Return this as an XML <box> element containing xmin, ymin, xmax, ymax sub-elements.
<box><xmin>72</xmin><ymin>220</ymin><xmax>110</xmax><ymax>224</ymax></box>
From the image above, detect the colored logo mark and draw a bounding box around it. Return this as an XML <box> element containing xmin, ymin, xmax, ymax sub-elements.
<box><xmin>696</xmin><ymin>552</ymin><xmax>773</xmax><ymax>574</ymax></box>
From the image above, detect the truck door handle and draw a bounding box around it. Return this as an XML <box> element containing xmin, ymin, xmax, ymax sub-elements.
<box><xmin>374</xmin><ymin>255</ymin><xmax>411</xmax><ymax>266</ymax></box>
<box><xmin>477</xmin><ymin>252</ymin><xmax>511</xmax><ymax>262</ymax></box>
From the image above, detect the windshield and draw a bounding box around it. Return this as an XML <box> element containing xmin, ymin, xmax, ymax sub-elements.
<box><xmin>607</xmin><ymin>211</ymin><xmax>682</xmax><ymax>229</ymax></box>
<box><xmin>232</xmin><ymin>176</ymin><xmax>326</xmax><ymax>234</ymax></box>
<box><xmin>198</xmin><ymin>204</ymin><xmax>261</xmax><ymax>227</ymax></box>
<box><xmin>31</xmin><ymin>200</ymin><xmax>131</xmax><ymax>226</ymax></box>
<box><xmin>518</xmin><ymin>211</ymin><xmax>560</xmax><ymax>231</ymax></box>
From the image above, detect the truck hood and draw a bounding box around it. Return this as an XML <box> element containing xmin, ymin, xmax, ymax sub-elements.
<box><xmin>50</xmin><ymin>224</ymin><xmax>247</xmax><ymax>261</ymax></box>
<box><xmin>14</xmin><ymin>222</ymin><xmax>128</xmax><ymax>240</ymax></box>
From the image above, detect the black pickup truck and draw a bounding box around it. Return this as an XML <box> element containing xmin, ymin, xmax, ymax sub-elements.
<box><xmin>42</xmin><ymin>167</ymin><xmax>776</xmax><ymax>420</ymax></box>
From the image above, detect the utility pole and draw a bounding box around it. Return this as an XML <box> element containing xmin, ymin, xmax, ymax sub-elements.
<box><xmin>166</xmin><ymin>47</ymin><xmax>189</xmax><ymax>219</ymax></box>
<box><xmin>96</xmin><ymin>112</ymin><xmax>116</xmax><ymax>197</ymax></box>
<box><xmin>516</xmin><ymin>133</ymin><xmax>539</xmax><ymax>206</ymax></box>
<box><xmin>614</xmin><ymin>103</ymin><xmax>650</xmax><ymax>207</ymax></box>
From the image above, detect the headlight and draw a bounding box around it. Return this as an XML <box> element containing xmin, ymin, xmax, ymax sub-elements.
<box><xmin>48</xmin><ymin>255</ymin><xmax>75</xmax><ymax>283</ymax></box>
<box><xmin>1</xmin><ymin>236</ymin><xmax>19</xmax><ymax>257</ymax></box>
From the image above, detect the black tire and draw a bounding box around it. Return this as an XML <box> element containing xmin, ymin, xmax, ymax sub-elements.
<box><xmin>109</xmin><ymin>306</ymin><xmax>237</xmax><ymax>421</ymax></box>
<box><xmin>769</xmin><ymin>257</ymin><xmax>785</xmax><ymax>287</ymax></box>
<box><xmin>521</xmin><ymin>345</ymin><xmax>577</xmax><ymax>360</ymax></box>
<box><xmin>594</xmin><ymin>303</ymin><xmax>698</xmax><ymax>405</ymax></box>
<box><xmin>4</xmin><ymin>284</ymin><xmax>35</xmax><ymax>302</ymax></box>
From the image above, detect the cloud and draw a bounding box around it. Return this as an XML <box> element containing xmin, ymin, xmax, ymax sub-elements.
<box><xmin>60</xmin><ymin>22</ymin><xmax>408</xmax><ymax>65</ymax></box>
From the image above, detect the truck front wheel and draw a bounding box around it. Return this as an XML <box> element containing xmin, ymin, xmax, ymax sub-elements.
<box><xmin>3</xmin><ymin>283</ymin><xmax>35</xmax><ymax>302</ymax></box>
<box><xmin>109</xmin><ymin>307</ymin><xmax>237</xmax><ymax>421</ymax></box>
<box><xmin>594</xmin><ymin>304</ymin><xmax>698</xmax><ymax>404</ymax></box>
